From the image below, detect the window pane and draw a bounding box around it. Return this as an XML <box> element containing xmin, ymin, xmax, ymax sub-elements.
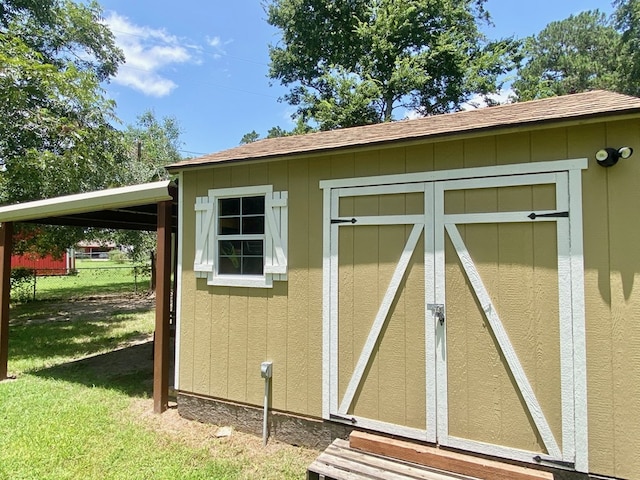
<box><xmin>242</xmin><ymin>196</ymin><xmax>264</xmax><ymax>215</ymax></box>
<box><xmin>219</xmin><ymin>240</ymin><xmax>241</xmax><ymax>256</ymax></box>
<box><xmin>243</xmin><ymin>256</ymin><xmax>264</xmax><ymax>275</ymax></box>
<box><xmin>219</xmin><ymin>197</ymin><xmax>240</xmax><ymax>216</ymax></box>
<box><xmin>219</xmin><ymin>256</ymin><xmax>241</xmax><ymax>275</ymax></box>
<box><xmin>242</xmin><ymin>216</ymin><xmax>264</xmax><ymax>234</ymax></box>
<box><xmin>219</xmin><ymin>217</ymin><xmax>240</xmax><ymax>235</ymax></box>
<box><xmin>243</xmin><ymin>240</ymin><xmax>263</xmax><ymax>256</ymax></box>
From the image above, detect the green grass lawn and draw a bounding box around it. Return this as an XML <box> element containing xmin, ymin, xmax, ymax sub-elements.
<box><xmin>17</xmin><ymin>260</ymin><xmax>152</xmax><ymax>302</ymax></box>
<box><xmin>0</xmin><ymin>296</ymin><xmax>317</xmax><ymax>479</ymax></box>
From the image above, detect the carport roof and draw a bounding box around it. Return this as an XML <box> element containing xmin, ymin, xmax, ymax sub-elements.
<box><xmin>0</xmin><ymin>180</ymin><xmax>177</xmax><ymax>231</ymax></box>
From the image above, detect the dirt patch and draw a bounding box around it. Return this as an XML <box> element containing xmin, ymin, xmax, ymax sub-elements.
<box><xmin>11</xmin><ymin>292</ymin><xmax>156</xmax><ymax>326</ymax></box>
<box><xmin>129</xmin><ymin>398</ymin><xmax>320</xmax><ymax>477</ymax></box>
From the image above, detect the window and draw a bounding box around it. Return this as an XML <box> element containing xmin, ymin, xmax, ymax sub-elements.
<box><xmin>194</xmin><ymin>185</ymin><xmax>288</xmax><ymax>288</ymax></box>
<box><xmin>218</xmin><ymin>196</ymin><xmax>265</xmax><ymax>276</ymax></box>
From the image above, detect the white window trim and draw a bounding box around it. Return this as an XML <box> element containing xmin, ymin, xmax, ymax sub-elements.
<box><xmin>194</xmin><ymin>184</ymin><xmax>288</xmax><ymax>288</ymax></box>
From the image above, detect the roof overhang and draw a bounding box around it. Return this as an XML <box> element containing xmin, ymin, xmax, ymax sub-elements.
<box><xmin>0</xmin><ymin>180</ymin><xmax>178</xmax><ymax>232</ymax></box>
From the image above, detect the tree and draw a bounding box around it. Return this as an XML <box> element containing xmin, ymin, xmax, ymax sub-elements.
<box><xmin>122</xmin><ymin>110</ymin><xmax>182</xmax><ymax>183</ymax></box>
<box><xmin>108</xmin><ymin>111</ymin><xmax>184</xmax><ymax>264</ymax></box>
<box><xmin>614</xmin><ymin>0</ymin><xmax>640</xmax><ymax>96</ymax></box>
<box><xmin>240</xmin><ymin>130</ymin><xmax>260</xmax><ymax>144</ymax></box>
<box><xmin>0</xmin><ymin>0</ymin><xmax>125</xmax><ymax>204</ymax></box>
<box><xmin>265</xmin><ymin>0</ymin><xmax>517</xmax><ymax>129</ymax></box>
<box><xmin>512</xmin><ymin>10</ymin><xmax>621</xmax><ymax>101</ymax></box>
<box><xmin>0</xmin><ymin>0</ymin><xmax>127</xmax><ymax>256</ymax></box>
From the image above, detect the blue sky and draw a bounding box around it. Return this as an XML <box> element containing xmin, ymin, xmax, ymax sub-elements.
<box><xmin>98</xmin><ymin>0</ymin><xmax>615</xmax><ymax>158</ymax></box>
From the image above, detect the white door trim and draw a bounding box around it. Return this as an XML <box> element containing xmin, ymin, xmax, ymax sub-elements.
<box><xmin>320</xmin><ymin>159</ymin><xmax>588</xmax><ymax>471</ymax></box>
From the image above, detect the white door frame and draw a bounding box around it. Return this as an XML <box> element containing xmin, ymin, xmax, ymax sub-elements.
<box><xmin>320</xmin><ymin>158</ymin><xmax>588</xmax><ymax>472</ymax></box>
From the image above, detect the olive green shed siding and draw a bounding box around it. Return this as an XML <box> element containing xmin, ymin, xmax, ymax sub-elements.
<box><xmin>177</xmin><ymin>117</ymin><xmax>640</xmax><ymax>480</ymax></box>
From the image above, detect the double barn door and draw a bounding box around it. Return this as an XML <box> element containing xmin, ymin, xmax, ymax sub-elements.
<box><xmin>321</xmin><ymin>160</ymin><xmax>587</xmax><ymax>471</ymax></box>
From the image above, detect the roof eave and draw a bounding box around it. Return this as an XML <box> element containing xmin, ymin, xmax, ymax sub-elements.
<box><xmin>167</xmin><ymin>108</ymin><xmax>640</xmax><ymax>172</ymax></box>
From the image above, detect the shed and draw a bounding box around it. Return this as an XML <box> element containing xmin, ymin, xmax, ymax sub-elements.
<box><xmin>167</xmin><ymin>90</ymin><xmax>640</xmax><ymax>480</ymax></box>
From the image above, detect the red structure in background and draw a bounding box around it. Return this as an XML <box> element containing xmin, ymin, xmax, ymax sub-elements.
<box><xmin>11</xmin><ymin>251</ymin><xmax>74</xmax><ymax>275</ymax></box>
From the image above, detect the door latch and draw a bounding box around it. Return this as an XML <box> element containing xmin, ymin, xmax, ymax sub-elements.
<box><xmin>427</xmin><ymin>304</ymin><xmax>445</xmax><ymax>326</ymax></box>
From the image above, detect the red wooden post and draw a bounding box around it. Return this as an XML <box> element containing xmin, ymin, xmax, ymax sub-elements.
<box><xmin>0</xmin><ymin>222</ymin><xmax>13</xmax><ymax>380</ymax></box>
<box><xmin>153</xmin><ymin>201</ymin><xmax>172</xmax><ymax>413</ymax></box>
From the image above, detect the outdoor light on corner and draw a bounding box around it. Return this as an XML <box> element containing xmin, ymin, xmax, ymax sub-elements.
<box><xmin>595</xmin><ymin>146</ymin><xmax>634</xmax><ymax>167</ymax></box>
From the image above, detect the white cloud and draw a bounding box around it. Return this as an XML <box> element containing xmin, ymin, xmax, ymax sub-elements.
<box><xmin>205</xmin><ymin>35</ymin><xmax>233</xmax><ymax>60</ymax></box>
<box><xmin>404</xmin><ymin>110</ymin><xmax>422</xmax><ymax>120</ymax></box>
<box><xmin>462</xmin><ymin>89</ymin><xmax>515</xmax><ymax>110</ymax></box>
<box><xmin>104</xmin><ymin>12</ymin><xmax>196</xmax><ymax>97</ymax></box>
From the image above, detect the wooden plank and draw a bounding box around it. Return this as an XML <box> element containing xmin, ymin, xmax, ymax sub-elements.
<box><xmin>309</xmin><ymin>439</ymin><xmax>477</xmax><ymax>480</ymax></box>
<box><xmin>349</xmin><ymin>431</ymin><xmax>553</xmax><ymax>480</ymax></box>
<box><xmin>324</xmin><ymin>440</ymin><xmax>476</xmax><ymax>480</ymax></box>
<box><xmin>0</xmin><ymin>221</ymin><xmax>12</xmax><ymax>381</ymax></box>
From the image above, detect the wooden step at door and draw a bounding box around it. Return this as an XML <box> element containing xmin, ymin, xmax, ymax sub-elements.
<box><xmin>307</xmin><ymin>438</ymin><xmax>480</xmax><ymax>480</ymax></box>
<box><xmin>349</xmin><ymin>431</ymin><xmax>554</xmax><ymax>480</ymax></box>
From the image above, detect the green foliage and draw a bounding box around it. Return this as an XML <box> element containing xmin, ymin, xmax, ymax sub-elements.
<box><xmin>512</xmin><ymin>10</ymin><xmax>621</xmax><ymax>101</ymax></box>
<box><xmin>614</xmin><ymin>0</ymin><xmax>640</xmax><ymax>96</ymax></box>
<box><xmin>121</xmin><ymin>110</ymin><xmax>182</xmax><ymax>184</ymax></box>
<box><xmin>266</xmin><ymin>0</ymin><xmax>517</xmax><ymax>129</ymax></box>
<box><xmin>240</xmin><ymin>130</ymin><xmax>260</xmax><ymax>144</ymax></box>
<box><xmin>107</xmin><ymin>249</ymin><xmax>128</xmax><ymax>263</ymax></box>
<box><xmin>0</xmin><ymin>0</ymin><xmax>128</xmax><ymax>255</ymax></box>
<box><xmin>10</xmin><ymin>266</ymin><xmax>35</xmax><ymax>303</ymax></box>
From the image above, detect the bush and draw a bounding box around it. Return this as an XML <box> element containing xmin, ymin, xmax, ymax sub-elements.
<box><xmin>108</xmin><ymin>249</ymin><xmax>128</xmax><ymax>263</ymax></box>
<box><xmin>10</xmin><ymin>267</ymin><xmax>35</xmax><ymax>303</ymax></box>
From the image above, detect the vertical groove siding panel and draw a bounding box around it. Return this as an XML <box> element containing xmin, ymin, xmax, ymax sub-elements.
<box><xmin>192</xmin><ymin>165</ymin><xmax>214</xmax><ymax>395</ymax></box>
<box><xmin>267</xmin><ymin>161</ymin><xmax>289</xmax><ymax>410</ymax></box>
<box><xmin>208</xmin><ymin>290</ymin><xmax>229</xmax><ymax>398</ymax></box>
<box><xmin>180</xmin><ymin>170</ymin><xmax>206</xmax><ymax>393</ymax></box>
<box><xmin>531</xmin><ymin>129</ymin><xmax>568</xmax><ymax>163</ymax></box>
<box><xmin>567</xmin><ymin>124</ymin><xmax>614</xmax><ymax>476</ymax></box>
<box><xmin>495</xmin><ymin>132</ymin><xmax>531</xmax><ymax>166</ymax></box>
<box><xmin>307</xmin><ymin>159</ymin><xmax>327</xmax><ymax>415</ymax></box>
<box><xmin>246</xmin><ymin>289</ymin><xmax>268</xmax><ymax>405</ymax></box>
<box><xmin>286</xmin><ymin>159</ymin><xmax>310</xmax><ymax>413</ymax></box>
<box><xmin>227</xmin><ymin>293</ymin><xmax>249</xmax><ymax>402</ymax></box>
<box><xmin>605</xmin><ymin>120</ymin><xmax>640</xmax><ymax>480</ymax></box>
<box><xmin>405</xmin><ymin>143</ymin><xmax>434</xmax><ymax>173</ymax></box>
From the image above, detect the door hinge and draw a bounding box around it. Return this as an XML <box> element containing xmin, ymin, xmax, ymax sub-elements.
<box><xmin>329</xmin><ymin>413</ymin><xmax>357</xmax><ymax>424</ymax></box>
<box><xmin>331</xmin><ymin>217</ymin><xmax>357</xmax><ymax>224</ymax></box>
<box><xmin>528</xmin><ymin>211</ymin><xmax>569</xmax><ymax>220</ymax></box>
<box><xmin>533</xmin><ymin>455</ymin><xmax>575</xmax><ymax>469</ymax></box>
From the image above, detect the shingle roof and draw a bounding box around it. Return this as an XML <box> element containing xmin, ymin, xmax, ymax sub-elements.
<box><xmin>168</xmin><ymin>90</ymin><xmax>640</xmax><ymax>171</ymax></box>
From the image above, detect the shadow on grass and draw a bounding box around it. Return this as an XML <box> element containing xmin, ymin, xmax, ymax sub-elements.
<box><xmin>34</xmin><ymin>281</ymin><xmax>152</xmax><ymax>302</ymax></box>
<box><xmin>9</xmin><ymin>296</ymin><xmax>160</xmax><ymax>398</ymax></box>
<box><xmin>33</xmin><ymin>341</ymin><xmax>156</xmax><ymax>398</ymax></box>
<box><xmin>10</xmin><ymin>314</ymin><xmax>151</xmax><ymax>364</ymax></box>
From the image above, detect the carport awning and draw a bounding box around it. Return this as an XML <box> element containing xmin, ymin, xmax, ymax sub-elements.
<box><xmin>0</xmin><ymin>180</ymin><xmax>177</xmax><ymax>231</ymax></box>
<box><xmin>0</xmin><ymin>180</ymin><xmax>178</xmax><ymax>413</ymax></box>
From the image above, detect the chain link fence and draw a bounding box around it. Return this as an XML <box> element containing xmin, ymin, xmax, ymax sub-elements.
<box><xmin>10</xmin><ymin>265</ymin><xmax>152</xmax><ymax>303</ymax></box>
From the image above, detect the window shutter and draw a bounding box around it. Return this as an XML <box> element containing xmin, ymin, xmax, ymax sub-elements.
<box><xmin>194</xmin><ymin>196</ymin><xmax>215</xmax><ymax>278</ymax></box>
<box><xmin>264</xmin><ymin>191</ymin><xmax>288</xmax><ymax>280</ymax></box>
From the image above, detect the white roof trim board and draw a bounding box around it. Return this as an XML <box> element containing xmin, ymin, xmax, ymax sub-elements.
<box><xmin>0</xmin><ymin>180</ymin><xmax>175</xmax><ymax>224</ymax></box>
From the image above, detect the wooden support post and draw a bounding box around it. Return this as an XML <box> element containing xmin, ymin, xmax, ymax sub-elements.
<box><xmin>153</xmin><ymin>201</ymin><xmax>172</xmax><ymax>413</ymax></box>
<box><xmin>0</xmin><ymin>222</ymin><xmax>13</xmax><ymax>381</ymax></box>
